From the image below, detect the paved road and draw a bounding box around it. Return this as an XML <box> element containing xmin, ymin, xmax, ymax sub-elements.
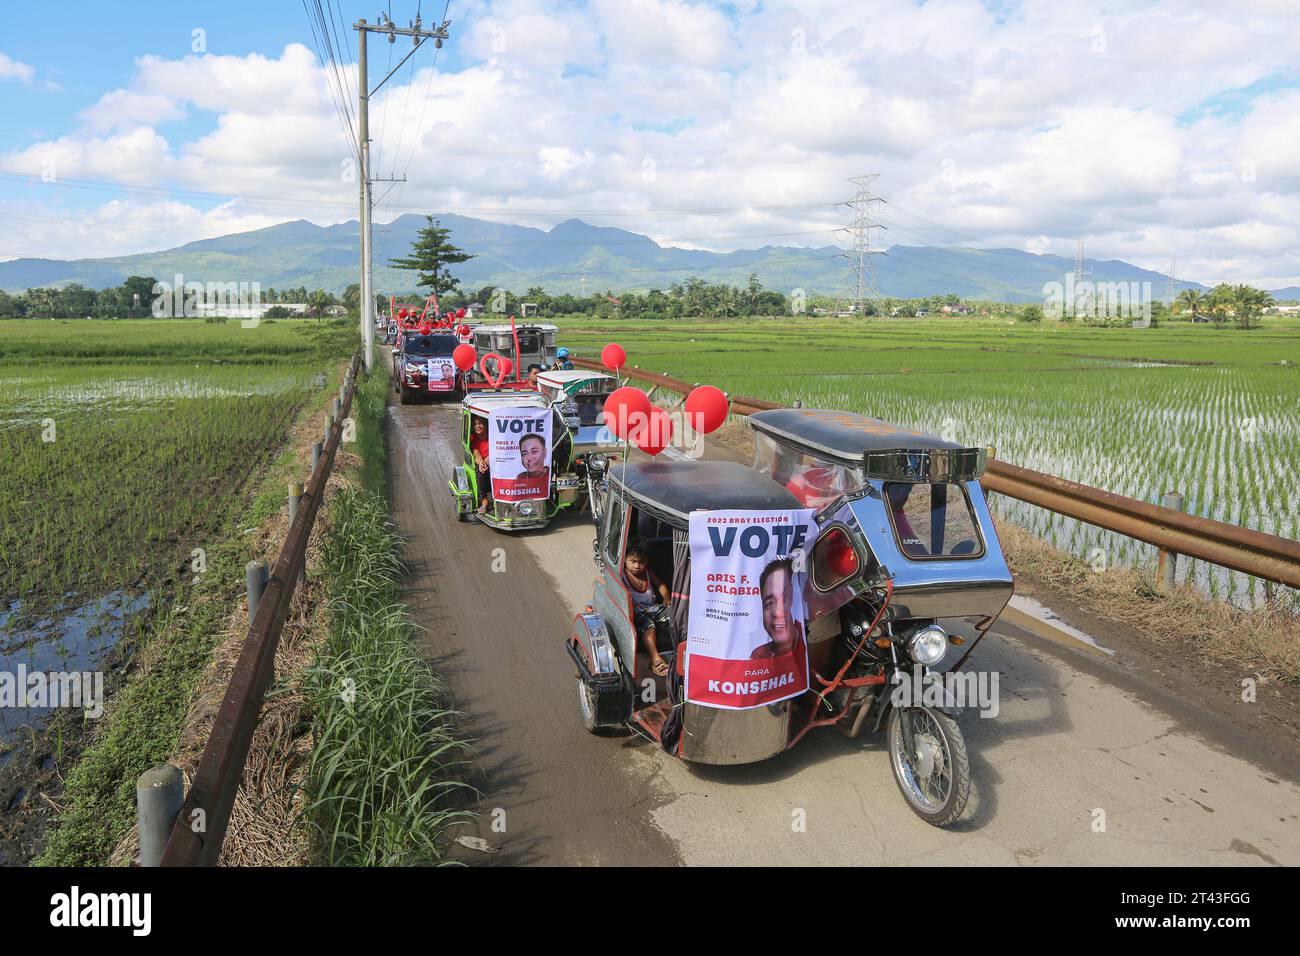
<box><xmin>389</xmin><ymin>396</ymin><xmax>1299</xmax><ymax>867</ymax></box>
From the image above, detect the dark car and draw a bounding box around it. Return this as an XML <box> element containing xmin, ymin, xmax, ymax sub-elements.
<box><xmin>393</xmin><ymin>333</ymin><xmax>460</xmax><ymax>404</ymax></box>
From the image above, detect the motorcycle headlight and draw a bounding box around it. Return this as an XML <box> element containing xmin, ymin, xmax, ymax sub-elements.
<box><xmin>907</xmin><ymin>625</ymin><xmax>947</xmax><ymax>666</ymax></box>
<box><xmin>588</xmin><ymin>454</ymin><xmax>608</xmax><ymax>472</ymax></box>
<box><xmin>517</xmin><ymin>501</ymin><xmax>538</xmax><ymax>518</ymax></box>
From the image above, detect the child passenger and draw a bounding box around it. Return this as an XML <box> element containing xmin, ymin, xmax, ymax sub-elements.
<box><xmin>623</xmin><ymin>536</ymin><xmax>673</xmax><ymax>677</ymax></box>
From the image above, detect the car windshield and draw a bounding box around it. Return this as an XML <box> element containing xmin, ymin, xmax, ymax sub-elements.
<box><xmin>571</xmin><ymin>393</ymin><xmax>606</xmax><ymax>426</ymax></box>
<box><xmin>404</xmin><ymin>334</ymin><xmax>458</xmax><ymax>356</ymax></box>
<box><xmin>884</xmin><ymin>482</ymin><xmax>982</xmax><ymax>559</ymax></box>
<box><xmin>753</xmin><ymin>432</ymin><xmax>862</xmax><ymax>509</ymax></box>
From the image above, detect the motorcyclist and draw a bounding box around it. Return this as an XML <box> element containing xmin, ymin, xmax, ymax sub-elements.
<box><xmin>553</xmin><ymin>347</ymin><xmax>574</xmax><ymax>371</ymax></box>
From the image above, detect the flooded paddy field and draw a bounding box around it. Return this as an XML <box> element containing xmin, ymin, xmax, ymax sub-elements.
<box><xmin>0</xmin><ymin>318</ymin><xmax>348</xmax><ymax>751</ymax></box>
<box><xmin>558</xmin><ymin>316</ymin><xmax>1300</xmax><ymax>608</ymax></box>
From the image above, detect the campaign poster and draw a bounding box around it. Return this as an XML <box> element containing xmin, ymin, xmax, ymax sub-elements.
<box><xmin>425</xmin><ymin>357</ymin><xmax>456</xmax><ymax>392</ymax></box>
<box><xmin>685</xmin><ymin>508</ymin><xmax>816</xmax><ymax>709</ymax></box>
<box><xmin>488</xmin><ymin>406</ymin><xmax>552</xmax><ymax>502</ymax></box>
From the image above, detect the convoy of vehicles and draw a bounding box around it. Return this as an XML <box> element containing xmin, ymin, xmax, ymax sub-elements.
<box><xmin>389</xmin><ymin>307</ymin><xmax>1012</xmax><ymax>828</ymax></box>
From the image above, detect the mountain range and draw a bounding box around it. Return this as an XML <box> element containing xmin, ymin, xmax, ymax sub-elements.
<box><xmin>3</xmin><ymin>212</ymin><xmax>1291</xmax><ymax>302</ymax></box>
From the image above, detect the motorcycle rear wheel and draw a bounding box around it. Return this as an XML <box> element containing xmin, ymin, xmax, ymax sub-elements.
<box><xmin>886</xmin><ymin>706</ymin><xmax>970</xmax><ymax>827</ymax></box>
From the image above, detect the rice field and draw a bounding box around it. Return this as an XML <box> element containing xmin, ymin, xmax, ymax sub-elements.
<box><xmin>0</xmin><ymin>317</ymin><xmax>351</xmax><ymax>641</ymax></box>
<box><xmin>556</xmin><ymin>315</ymin><xmax>1300</xmax><ymax>609</ymax></box>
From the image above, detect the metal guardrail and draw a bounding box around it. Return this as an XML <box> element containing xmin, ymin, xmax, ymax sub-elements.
<box><xmin>575</xmin><ymin>358</ymin><xmax>1300</xmax><ymax>591</ymax></box>
<box><xmin>158</xmin><ymin>352</ymin><xmax>363</xmax><ymax>866</ymax></box>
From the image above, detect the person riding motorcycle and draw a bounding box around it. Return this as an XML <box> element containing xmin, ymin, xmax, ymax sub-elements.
<box><xmin>553</xmin><ymin>347</ymin><xmax>574</xmax><ymax>371</ymax></box>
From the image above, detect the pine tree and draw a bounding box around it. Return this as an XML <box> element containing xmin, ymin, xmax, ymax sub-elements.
<box><xmin>388</xmin><ymin>216</ymin><xmax>474</xmax><ymax>296</ymax></box>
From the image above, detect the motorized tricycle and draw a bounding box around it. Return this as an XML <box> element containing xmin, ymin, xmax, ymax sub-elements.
<box><xmin>565</xmin><ymin>410</ymin><xmax>1013</xmax><ymax>827</ymax></box>
<box><xmin>462</xmin><ymin>323</ymin><xmax>559</xmax><ymax>392</ymax></box>
<box><xmin>535</xmin><ymin>369</ymin><xmax>623</xmax><ymax>524</ymax></box>
<box><xmin>449</xmin><ymin>390</ymin><xmax>589</xmax><ymax>531</ymax></box>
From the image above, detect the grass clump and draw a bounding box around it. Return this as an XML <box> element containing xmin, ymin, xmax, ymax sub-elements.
<box><xmin>301</xmin><ymin>486</ymin><xmax>471</xmax><ymax>865</ymax></box>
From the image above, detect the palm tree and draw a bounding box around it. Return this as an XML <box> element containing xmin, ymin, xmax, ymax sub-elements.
<box><xmin>1232</xmin><ymin>285</ymin><xmax>1273</xmax><ymax>330</ymax></box>
<box><xmin>1174</xmin><ymin>287</ymin><xmax>1203</xmax><ymax>319</ymax></box>
<box><xmin>1206</xmin><ymin>283</ymin><xmax>1235</xmax><ymax>327</ymax></box>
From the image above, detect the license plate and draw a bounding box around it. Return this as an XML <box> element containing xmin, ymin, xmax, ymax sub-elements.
<box><xmin>556</xmin><ymin>477</ymin><xmax>582</xmax><ymax>489</ymax></box>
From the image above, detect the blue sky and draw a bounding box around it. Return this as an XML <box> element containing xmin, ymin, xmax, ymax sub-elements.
<box><xmin>3</xmin><ymin>0</ymin><xmax>1300</xmax><ymax>286</ymax></box>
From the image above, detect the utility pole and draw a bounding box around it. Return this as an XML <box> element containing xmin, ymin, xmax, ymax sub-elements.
<box><xmin>354</xmin><ymin>12</ymin><xmax>451</xmax><ymax>373</ymax></box>
<box><xmin>835</xmin><ymin>174</ymin><xmax>886</xmax><ymax>316</ymax></box>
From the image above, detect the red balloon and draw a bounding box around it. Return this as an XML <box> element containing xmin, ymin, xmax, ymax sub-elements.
<box><xmin>685</xmin><ymin>385</ymin><xmax>728</xmax><ymax>434</ymax></box>
<box><xmin>601</xmin><ymin>343</ymin><xmax>627</xmax><ymax>370</ymax></box>
<box><xmin>632</xmin><ymin>405</ymin><xmax>673</xmax><ymax>456</ymax></box>
<box><xmin>453</xmin><ymin>343</ymin><xmax>476</xmax><ymax>371</ymax></box>
<box><xmin>499</xmin><ymin>357</ymin><xmax>514</xmax><ymax>377</ymax></box>
<box><xmin>456</xmin><ymin>307</ymin><xmax>466</xmax><ymax>319</ymax></box>
<box><xmin>601</xmin><ymin>386</ymin><xmax>650</xmax><ymax>440</ymax></box>
<box><xmin>457</xmin><ymin>323</ymin><xmax>470</xmax><ymax>337</ymax></box>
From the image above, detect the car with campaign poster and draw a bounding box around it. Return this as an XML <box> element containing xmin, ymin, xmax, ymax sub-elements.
<box><xmin>448</xmin><ymin>390</ymin><xmax>589</xmax><ymax>531</ymax></box>
<box><xmin>564</xmin><ymin>411</ymin><xmax>1014</xmax><ymax>828</ymax></box>
<box><xmin>393</xmin><ymin>331</ymin><xmax>461</xmax><ymax>404</ymax></box>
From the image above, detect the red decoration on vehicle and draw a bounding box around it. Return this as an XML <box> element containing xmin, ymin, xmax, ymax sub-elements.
<box><xmin>818</xmin><ymin>527</ymin><xmax>859</xmax><ymax>580</ymax></box>
<box><xmin>453</xmin><ymin>344</ymin><xmax>477</xmax><ymax>371</ymax></box>
<box><xmin>632</xmin><ymin>405</ymin><xmax>673</xmax><ymax>456</ymax></box>
<box><xmin>480</xmin><ymin>353</ymin><xmax>509</xmax><ymax>388</ymax></box>
<box><xmin>602</xmin><ymin>386</ymin><xmax>651</xmax><ymax>440</ymax></box>
<box><xmin>684</xmin><ymin>385</ymin><xmax>729</xmax><ymax>434</ymax></box>
<box><xmin>457</xmin><ymin>323</ymin><xmax>471</xmax><ymax>337</ymax></box>
<box><xmin>601</xmin><ymin>343</ymin><xmax>627</xmax><ymax>370</ymax></box>
<box><xmin>456</xmin><ymin>307</ymin><xmax>466</xmax><ymax>319</ymax></box>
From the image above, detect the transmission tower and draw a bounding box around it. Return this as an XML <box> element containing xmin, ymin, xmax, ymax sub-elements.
<box><xmin>1072</xmin><ymin>238</ymin><xmax>1091</xmax><ymax>318</ymax></box>
<box><xmin>834</xmin><ymin>174</ymin><xmax>887</xmax><ymax>316</ymax></box>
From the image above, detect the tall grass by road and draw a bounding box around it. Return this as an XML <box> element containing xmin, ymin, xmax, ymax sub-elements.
<box><xmin>300</xmin><ymin>373</ymin><xmax>471</xmax><ymax>865</ymax></box>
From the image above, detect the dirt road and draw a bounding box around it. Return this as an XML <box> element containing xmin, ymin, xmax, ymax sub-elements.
<box><xmin>389</xmin><ymin>397</ymin><xmax>1299</xmax><ymax>867</ymax></box>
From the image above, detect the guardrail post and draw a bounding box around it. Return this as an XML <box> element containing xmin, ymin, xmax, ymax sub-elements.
<box><xmin>246</xmin><ymin>560</ymin><xmax>268</xmax><ymax>625</ymax></box>
<box><xmin>1158</xmin><ymin>490</ymin><xmax>1184</xmax><ymax>592</ymax></box>
<box><xmin>332</xmin><ymin>397</ymin><xmax>341</xmax><ymax>420</ymax></box>
<box><xmin>137</xmin><ymin>764</ymin><xmax>184</xmax><ymax>867</ymax></box>
<box><xmin>310</xmin><ymin>441</ymin><xmax>322</xmax><ymax>474</ymax></box>
<box><xmin>793</xmin><ymin>400</ymin><xmax>803</xmax><ymax>408</ymax></box>
<box><xmin>289</xmin><ymin>482</ymin><xmax>304</xmax><ymax>583</ymax></box>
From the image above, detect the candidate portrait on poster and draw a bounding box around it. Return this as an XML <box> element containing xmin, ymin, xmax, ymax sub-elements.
<box><xmin>488</xmin><ymin>406</ymin><xmax>552</xmax><ymax>502</ymax></box>
<box><xmin>684</xmin><ymin>508</ymin><xmax>816</xmax><ymax>710</ymax></box>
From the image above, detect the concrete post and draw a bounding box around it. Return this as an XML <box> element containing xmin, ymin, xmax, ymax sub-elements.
<box><xmin>1158</xmin><ymin>490</ymin><xmax>1184</xmax><ymax>592</ymax></box>
<box><xmin>289</xmin><ymin>482</ymin><xmax>305</xmax><ymax>584</ymax></box>
<box><xmin>246</xmin><ymin>560</ymin><xmax>268</xmax><ymax>625</ymax></box>
<box><xmin>137</xmin><ymin>763</ymin><xmax>183</xmax><ymax>867</ymax></box>
<box><xmin>310</xmin><ymin>441</ymin><xmax>322</xmax><ymax>474</ymax></box>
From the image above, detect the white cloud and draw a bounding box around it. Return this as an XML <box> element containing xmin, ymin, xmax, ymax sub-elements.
<box><xmin>3</xmin><ymin>1</ymin><xmax>1300</xmax><ymax>286</ymax></box>
<box><xmin>0</xmin><ymin>52</ymin><xmax>35</xmax><ymax>83</ymax></box>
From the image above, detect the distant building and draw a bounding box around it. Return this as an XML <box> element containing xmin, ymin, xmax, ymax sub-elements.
<box><xmin>520</xmin><ymin>302</ymin><xmax>539</xmax><ymax>318</ymax></box>
<box><xmin>465</xmin><ymin>302</ymin><xmax>487</xmax><ymax>318</ymax></box>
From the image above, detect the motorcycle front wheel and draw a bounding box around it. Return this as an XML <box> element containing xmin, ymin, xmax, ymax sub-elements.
<box><xmin>886</xmin><ymin>706</ymin><xmax>970</xmax><ymax>827</ymax></box>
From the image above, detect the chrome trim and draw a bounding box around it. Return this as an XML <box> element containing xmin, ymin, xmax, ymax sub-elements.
<box><xmin>865</xmin><ymin>447</ymin><xmax>987</xmax><ymax>482</ymax></box>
